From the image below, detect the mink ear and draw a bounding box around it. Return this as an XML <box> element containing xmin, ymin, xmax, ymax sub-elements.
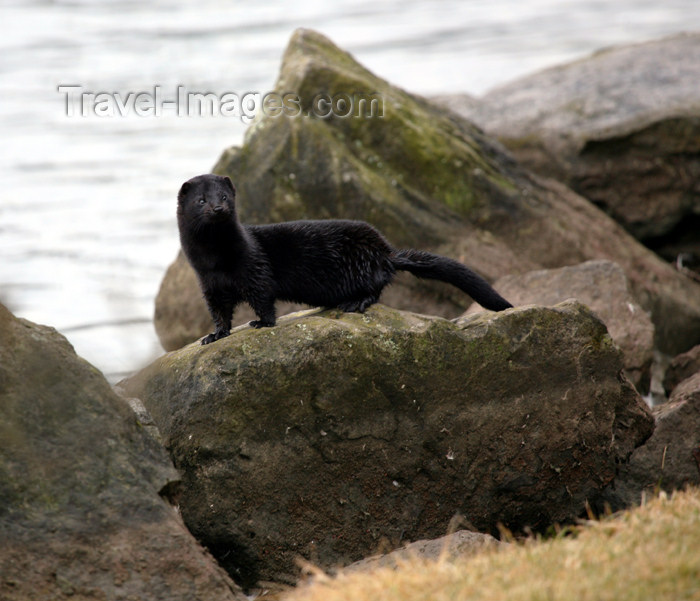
<box><xmin>178</xmin><ymin>181</ymin><xmax>191</xmax><ymax>202</ymax></box>
<box><xmin>224</xmin><ymin>176</ymin><xmax>236</xmax><ymax>197</ymax></box>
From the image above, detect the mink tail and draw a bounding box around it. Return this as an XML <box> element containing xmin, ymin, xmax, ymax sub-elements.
<box><xmin>391</xmin><ymin>249</ymin><xmax>512</xmax><ymax>311</ymax></box>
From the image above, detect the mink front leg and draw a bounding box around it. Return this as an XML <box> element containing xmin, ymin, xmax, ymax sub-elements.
<box><xmin>202</xmin><ymin>289</ymin><xmax>234</xmax><ymax>345</ymax></box>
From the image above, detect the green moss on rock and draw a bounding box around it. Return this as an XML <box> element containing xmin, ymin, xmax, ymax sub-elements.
<box><xmin>124</xmin><ymin>301</ymin><xmax>653</xmax><ymax>587</ymax></box>
<box><xmin>212</xmin><ymin>29</ymin><xmax>521</xmax><ymax>246</ymax></box>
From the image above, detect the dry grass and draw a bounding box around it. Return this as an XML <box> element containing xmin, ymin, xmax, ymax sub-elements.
<box><xmin>282</xmin><ymin>488</ymin><xmax>700</xmax><ymax>601</ymax></box>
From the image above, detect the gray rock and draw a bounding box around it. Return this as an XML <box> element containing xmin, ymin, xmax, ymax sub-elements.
<box><xmin>603</xmin><ymin>371</ymin><xmax>700</xmax><ymax>511</ymax></box>
<box><xmin>437</xmin><ymin>33</ymin><xmax>700</xmax><ymax>242</ymax></box>
<box><xmin>465</xmin><ymin>260</ymin><xmax>655</xmax><ymax>393</ymax></box>
<box><xmin>342</xmin><ymin>530</ymin><xmax>500</xmax><ymax>573</ymax></box>
<box><xmin>663</xmin><ymin>344</ymin><xmax>700</xmax><ymax>396</ymax></box>
<box><xmin>122</xmin><ymin>301</ymin><xmax>653</xmax><ymax>587</ymax></box>
<box><xmin>0</xmin><ymin>303</ymin><xmax>245</xmax><ymax>601</ymax></box>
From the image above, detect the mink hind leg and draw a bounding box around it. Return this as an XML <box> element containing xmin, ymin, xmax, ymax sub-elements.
<box><xmin>248</xmin><ymin>295</ymin><xmax>277</xmax><ymax>328</ymax></box>
<box><xmin>337</xmin><ymin>295</ymin><xmax>380</xmax><ymax>313</ymax></box>
<box><xmin>336</xmin><ymin>280</ymin><xmax>388</xmax><ymax>313</ymax></box>
<box><xmin>336</xmin><ymin>264</ymin><xmax>393</xmax><ymax>313</ymax></box>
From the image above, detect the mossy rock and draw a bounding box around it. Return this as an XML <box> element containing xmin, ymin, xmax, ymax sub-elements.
<box><xmin>469</xmin><ymin>260</ymin><xmax>655</xmax><ymax>394</ymax></box>
<box><xmin>125</xmin><ymin>301</ymin><xmax>653</xmax><ymax>587</ymax></box>
<box><xmin>155</xmin><ymin>29</ymin><xmax>700</xmax><ymax>357</ymax></box>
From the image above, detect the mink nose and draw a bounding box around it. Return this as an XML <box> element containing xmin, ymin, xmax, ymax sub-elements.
<box><xmin>213</xmin><ymin>205</ymin><xmax>224</xmax><ymax>213</ymax></box>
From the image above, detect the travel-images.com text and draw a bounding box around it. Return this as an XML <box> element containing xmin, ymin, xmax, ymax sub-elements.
<box><xmin>57</xmin><ymin>85</ymin><xmax>384</xmax><ymax>122</ymax></box>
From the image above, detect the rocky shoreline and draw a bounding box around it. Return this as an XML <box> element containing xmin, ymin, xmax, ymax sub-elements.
<box><xmin>3</xmin><ymin>28</ymin><xmax>700</xmax><ymax>600</ymax></box>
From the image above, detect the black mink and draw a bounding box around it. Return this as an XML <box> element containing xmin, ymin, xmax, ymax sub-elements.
<box><xmin>177</xmin><ymin>174</ymin><xmax>512</xmax><ymax>345</ymax></box>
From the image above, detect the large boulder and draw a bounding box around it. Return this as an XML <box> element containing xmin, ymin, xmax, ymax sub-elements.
<box><xmin>0</xmin><ymin>303</ymin><xmax>245</xmax><ymax>601</ymax></box>
<box><xmin>603</xmin><ymin>372</ymin><xmax>700</xmax><ymax>510</ymax></box>
<box><xmin>154</xmin><ymin>29</ymin><xmax>700</xmax><ymax>357</ymax></box>
<box><xmin>123</xmin><ymin>301</ymin><xmax>653</xmax><ymax>587</ymax></box>
<box><xmin>436</xmin><ymin>33</ymin><xmax>700</xmax><ymax>244</ymax></box>
<box><xmin>465</xmin><ymin>260</ymin><xmax>655</xmax><ymax>393</ymax></box>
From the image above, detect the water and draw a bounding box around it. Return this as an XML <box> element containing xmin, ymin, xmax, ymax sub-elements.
<box><xmin>2</xmin><ymin>0</ymin><xmax>698</xmax><ymax>381</ymax></box>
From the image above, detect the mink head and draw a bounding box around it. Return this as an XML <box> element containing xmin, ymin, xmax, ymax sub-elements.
<box><xmin>177</xmin><ymin>174</ymin><xmax>237</xmax><ymax>228</ymax></box>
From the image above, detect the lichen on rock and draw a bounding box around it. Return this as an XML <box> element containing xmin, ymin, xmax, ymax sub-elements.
<box><xmin>125</xmin><ymin>301</ymin><xmax>653</xmax><ymax>587</ymax></box>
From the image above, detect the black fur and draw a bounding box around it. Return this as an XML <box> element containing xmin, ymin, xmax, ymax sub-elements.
<box><xmin>177</xmin><ymin>174</ymin><xmax>512</xmax><ymax>345</ymax></box>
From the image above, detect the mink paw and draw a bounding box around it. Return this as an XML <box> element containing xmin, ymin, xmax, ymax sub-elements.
<box><xmin>249</xmin><ymin>319</ymin><xmax>275</xmax><ymax>329</ymax></box>
<box><xmin>201</xmin><ymin>330</ymin><xmax>230</xmax><ymax>345</ymax></box>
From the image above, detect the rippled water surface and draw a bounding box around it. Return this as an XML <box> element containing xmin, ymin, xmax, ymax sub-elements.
<box><xmin>2</xmin><ymin>0</ymin><xmax>698</xmax><ymax>380</ymax></box>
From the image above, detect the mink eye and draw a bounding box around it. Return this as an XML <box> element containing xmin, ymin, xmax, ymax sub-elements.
<box><xmin>198</xmin><ymin>198</ymin><xmax>206</xmax><ymax>205</ymax></box>
<box><xmin>221</xmin><ymin>195</ymin><xmax>227</xmax><ymax>201</ymax></box>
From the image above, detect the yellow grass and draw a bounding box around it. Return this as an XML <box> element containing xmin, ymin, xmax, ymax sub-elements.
<box><xmin>283</xmin><ymin>488</ymin><xmax>700</xmax><ymax>601</ymax></box>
